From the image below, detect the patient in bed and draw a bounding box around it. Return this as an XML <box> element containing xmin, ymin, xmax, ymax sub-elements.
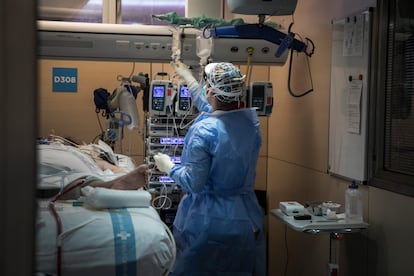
<box><xmin>37</xmin><ymin>140</ymin><xmax>149</xmax><ymax>199</ymax></box>
<box><xmin>36</xmin><ymin>139</ymin><xmax>176</xmax><ymax>276</ymax></box>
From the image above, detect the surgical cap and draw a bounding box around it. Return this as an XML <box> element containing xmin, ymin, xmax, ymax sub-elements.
<box><xmin>204</xmin><ymin>62</ymin><xmax>246</xmax><ymax>103</ymax></box>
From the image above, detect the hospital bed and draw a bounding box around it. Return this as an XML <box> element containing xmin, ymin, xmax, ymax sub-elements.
<box><xmin>35</xmin><ymin>140</ymin><xmax>176</xmax><ymax>276</ymax></box>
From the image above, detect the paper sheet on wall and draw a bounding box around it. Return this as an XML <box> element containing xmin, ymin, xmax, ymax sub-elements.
<box><xmin>343</xmin><ymin>14</ymin><xmax>364</xmax><ymax>57</ymax></box>
<box><xmin>347</xmin><ymin>79</ymin><xmax>363</xmax><ymax>134</ymax></box>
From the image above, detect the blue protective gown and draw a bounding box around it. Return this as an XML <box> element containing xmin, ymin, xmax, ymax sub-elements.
<box><xmin>168</xmin><ymin>85</ymin><xmax>266</xmax><ymax>275</ymax></box>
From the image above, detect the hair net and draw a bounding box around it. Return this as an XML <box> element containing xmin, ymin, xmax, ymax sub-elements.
<box><xmin>204</xmin><ymin>62</ymin><xmax>246</xmax><ymax>103</ymax></box>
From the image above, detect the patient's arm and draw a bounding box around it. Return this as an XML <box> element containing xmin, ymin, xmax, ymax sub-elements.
<box><xmin>94</xmin><ymin>158</ymin><xmax>125</xmax><ymax>174</ymax></box>
<box><xmin>88</xmin><ymin>164</ymin><xmax>148</xmax><ymax>190</ymax></box>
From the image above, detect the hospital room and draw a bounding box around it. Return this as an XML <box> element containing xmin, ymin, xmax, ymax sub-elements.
<box><xmin>2</xmin><ymin>0</ymin><xmax>414</xmax><ymax>275</ymax></box>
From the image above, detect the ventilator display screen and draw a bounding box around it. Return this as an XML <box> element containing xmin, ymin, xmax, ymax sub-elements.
<box><xmin>170</xmin><ymin>156</ymin><xmax>181</xmax><ymax>163</ymax></box>
<box><xmin>160</xmin><ymin>137</ymin><xmax>185</xmax><ymax>145</ymax></box>
<box><xmin>159</xmin><ymin>176</ymin><xmax>175</xmax><ymax>183</ymax></box>
<box><xmin>152</xmin><ymin>85</ymin><xmax>165</xmax><ymax>98</ymax></box>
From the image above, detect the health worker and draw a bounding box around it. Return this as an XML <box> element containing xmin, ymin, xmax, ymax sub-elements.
<box><xmin>154</xmin><ymin>61</ymin><xmax>265</xmax><ymax>275</ymax></box>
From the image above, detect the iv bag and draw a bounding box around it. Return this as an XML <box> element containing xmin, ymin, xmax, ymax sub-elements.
<box><xmin>196</xmin><ymin>36</ymin><xmax>213</xmax><ymax>66</ymax></box>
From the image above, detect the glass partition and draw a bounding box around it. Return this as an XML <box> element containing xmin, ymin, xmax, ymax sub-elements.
<box><xmin>38</xmin><ymin>0</ymin><xmax>103</xmax><ymax>23</ymax></box>
<box><xmin>37</xmin><ymin>0</ymin><xmax>185</xmax><ymax>24</ymax></box>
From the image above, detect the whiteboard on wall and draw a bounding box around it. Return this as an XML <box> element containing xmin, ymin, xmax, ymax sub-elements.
<box><xmin>328</xmin><ymin>9</ymin><xmax>373</xmax><ymax>182</ymax></box>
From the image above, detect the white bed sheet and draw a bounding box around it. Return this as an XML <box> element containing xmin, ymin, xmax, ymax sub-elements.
<box><xmin>36</xmin><ymin>200</ymin><xmax>175</xmax><ymax>276</ymax></box>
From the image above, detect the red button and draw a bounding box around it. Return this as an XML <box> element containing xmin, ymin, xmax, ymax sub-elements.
<box><xmin>267</xmin><ymin>97</ymin><xmax>273</xmax><ymax>105</ymax></box>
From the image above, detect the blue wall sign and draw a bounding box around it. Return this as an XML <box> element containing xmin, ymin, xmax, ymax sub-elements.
<box><xmin>52</xmin><ymin>67</ymin><xmax>78</xmax><ymax>92</ymax></box>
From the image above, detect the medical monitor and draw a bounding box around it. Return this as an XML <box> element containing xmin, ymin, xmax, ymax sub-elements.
<box><xmin>249</xmin><ymin>82</ymin><xmax>273</xmax><ymax>116</ymax></box>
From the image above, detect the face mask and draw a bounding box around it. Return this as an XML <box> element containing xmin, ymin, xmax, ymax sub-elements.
<box><xmin>206</xmin><ymin>90</ymin><xmax>215</xmax><ymax>105</ymax></box>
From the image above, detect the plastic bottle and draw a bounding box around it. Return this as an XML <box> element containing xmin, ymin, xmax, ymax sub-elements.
<box><xmin>345</xmin><ymin>180</ymin><xmax>363</xmax><ymax>222</ymax></box>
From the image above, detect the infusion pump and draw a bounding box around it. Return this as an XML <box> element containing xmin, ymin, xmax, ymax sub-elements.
<box><xmin>149</xmin><ymin>80</ymin><xmax>175</xmax><ymax>116</ymax></box>
<box><xmin>176</xmin><ymin>82</ymin><xmax>197</xmax><ymax>116</ymax></box>
<box><xmin>149</xmin><ymin>77</ymin><xmax>197</xmax><ymax>116</ymax></box>
<box><xmin>248</xmin><ymin>81</ymin><xmax>273</xmax><ymax>116</ymax></box>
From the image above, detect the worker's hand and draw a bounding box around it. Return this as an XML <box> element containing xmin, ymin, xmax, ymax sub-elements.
<box><xmin>153</xmin><ymin>152</ymin><xmax>175</xmax><ymax>174</ymax></box>
<box><xmin>171</xmin><ymin>61</ymin><xmax>198</xmax><ymax>91</ymax></box>
<box><xmin>171</xmin><ymin>61</ymin><xmax>193</xmax><ymax>80</ymax></box>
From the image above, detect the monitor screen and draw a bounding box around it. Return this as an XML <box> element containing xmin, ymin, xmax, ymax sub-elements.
<box><xmin>252</xmin><ymin>84</ymin><xmax>265</xmax><ymax>111</ymax></box>
<box><xmin>152</xmin><ymin>85</ymin><xmax>165</xmax><ymax>98</ymax></box>
<box><xmin>180</xmin><ymin>85</ymin><xmax>190</xmax><ymax>98</ymax></box>
<box><xmin>159</xmin><ymin>176</ymin><xmax>175</xmax><ymax>183</ymax></box>
<box><xmin>253</xmin><ymin>84</ymin><xmax>265</xmax><ymax>98</ymax></box>
<box><xmin>160</xmin><ymin>137</ymin><xmax>185</xmax><ymax>145</ymax></box>
<box><xmin>170</xmin><ymin>156</ymin><xmax>181</xmax><ymax>164</ymax></box>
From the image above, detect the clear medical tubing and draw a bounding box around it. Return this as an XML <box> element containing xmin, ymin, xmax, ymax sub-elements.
<box><xmin>345</xmin><ymin>180</ymin><xmax>363</xmax><ymax>222</ymax></box>
<box><xmin>171</xmin><ymin>28</ymin><xmax>181</xmax><ymax>62</ymax></box>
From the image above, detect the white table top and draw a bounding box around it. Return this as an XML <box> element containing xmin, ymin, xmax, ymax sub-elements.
<box><xmin>271</xmin><ymin>209</ymin><xmax>369</xmax><ymax>234</ymax></box>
